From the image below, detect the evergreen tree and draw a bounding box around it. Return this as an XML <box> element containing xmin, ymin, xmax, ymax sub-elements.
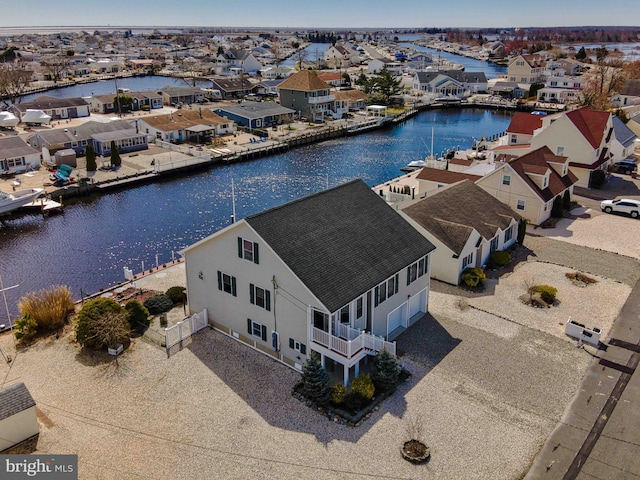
<box><xmin>301</xmin><ymin>356</ymin><xmax>331</xmax><ymax>405</ymax></box>
<box><xmin>551</xmin><ymin>195</ymin><xmax>564</xmax><ymax>218</ymax></box>
<box><xmin>563</xmin><ymin>190</ymin><xmax>571</xmax><ymax>210</ymax></box>
<box><xmin>517</xmin><ymin>218</ymin><xmax>527</xmax><ymax>244</ymax></box>
<box><xmin>372</xmin><ymin>349</ymin><xmax>401</xmax><ymax>393</ymax></box>
<box><xmin>575</xmin><ymin>46</ymin><xmax>587</xmax><ymax>60</ymax></box>
<box><xmin>110</xmin><ymin>141</ymin><xmax>121</xmax><ymax>167</ymax></box>
<box><xmin>85</xmin><ymin>144</ymin><xmax>97</xmax><ymax>172</ymax></box>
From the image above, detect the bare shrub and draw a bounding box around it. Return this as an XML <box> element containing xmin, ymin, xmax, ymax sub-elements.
<box><xmin>405</xmin><ymin>412</ymin><xmax>426</xmax><ymax>442</ymax></box>
<box><xmin>456</xmin><ymin>297</ymin><xmax>469</xmax><ymax>311</ymax></box>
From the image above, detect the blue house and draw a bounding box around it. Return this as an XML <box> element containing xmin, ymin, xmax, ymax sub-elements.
<box><xmin>214</xmin><ymin>102</ymin><xmax>295</xmax><ymax>131</ymax></box>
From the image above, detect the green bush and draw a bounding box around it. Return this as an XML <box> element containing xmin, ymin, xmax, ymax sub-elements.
<box><xmin>551</xmin><ymin>195</ymin><xmax>564</xmax><ymax>218</ymax></box>
<box><xmin>143</xmin><ymin>294</ymin><xmax>174</xmax><ymax>315</ymax></box>
<box><xmin>125</xmin><ymin>300</ymin><xmax>150</xmax><ymax>330</ymax></box>
<box><xmin>489</xmin><ymin>250</ymin><xmax>511</xmax><ymax>268</ymax></box>
<box><xmin>372</xmin><ymin>349</ymin><xmax>401</xmax><ymax>393</ymax></box>
<box><xmin>533</xmin><ymin>285</ymin><xmax>557</xmax><ymax>304</ymax></box>
<box><xmin>351</xmin><ymin>374</ymin><xmax>375</xmax><ymax>401</ymax></box>
<box><xmin>331</xmin><ymin>383</ymin><xmax>348</xmax><ymax>404</ymax></box>
<box><xmin>165</xmin><ymin>286</ymin><xmax>187</xmax><ymax>305</ymax></box>
<box><xmin>461</xmin><ymin>267</ymin><xmax>486</xmax><ymax>288</ymax></box>
<box><xmin>14</xmin><ymin>315</ymin><xmax>38</xmax><ymax>342</ymax></box>
<box><xmin>75</xmin><ymin>297</ymin><xmax>124</xmax><ymax>349</ymax></box>
<box><xmin>343</xmin><ymin>391</ymin><xmax>366</xmax><ymax>412</ymax></box>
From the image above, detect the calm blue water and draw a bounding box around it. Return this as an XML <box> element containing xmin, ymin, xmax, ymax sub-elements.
<box><xmin>18</xmin><ymin>76</ymin><xmax>199</xmax><ymax>104</ymax></box>
<box><xmin>281</xmin><ymin>43</ymin><xmax>331</xmax><ymax>67</ymax></box>
<box><xmin>0</xmin><ymin>105</ymin><xmax>511</xmax><ymax>319</ymax></box>
<box><xmin>399</xmin><ymin>42</ymin><xmax>507</xmax><ymax>79</ymax></box>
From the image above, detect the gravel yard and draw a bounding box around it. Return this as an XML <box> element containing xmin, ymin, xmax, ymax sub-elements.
<box><xmin>0</xmin><ymin>201</ymin><xmax>636</xmax><ymax>479</ymax></box>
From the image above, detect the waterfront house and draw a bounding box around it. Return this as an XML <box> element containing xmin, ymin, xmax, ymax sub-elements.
<box><xmin>253</xmin><ymin>79</ymin><xmax>285</xmax><ymax>97</ymax></box>
<box><xmin>182</xmin><ymin>179</ymin><xmax>435</xmax><ymax>385</ymax></box>
<box><xmin>0</xmin><ymin>383</ymin><xmax>39</xmax><ymax>453</ymax></box>
<box><xmin>400</xmin><ymin>180</ymin><xmax>521</xmax><ymax>285</ymax></box>
<box><xmin>260</xmin><ymin>66</ymin><xmax>296</xmax><ymax>79</ymax></box>
<box><xmin>537</xmin><ymin>72</ymin><xmax>583</xmax><ymax>105</ymax></box>
<box><xmin>489</xmin><ymin>81</ymin><xmax>528</xmax><ymax>99</ymax></box>
<box><xmin>336</xmin><ymin>89</ymin><xmax>367</xmax><ymax>111</ymax></box>
<box><xmin>476</xmin><ymin>146</ymin><xmax>578</xmax><ymax>225</ymax></box>
<box><xmin>445</xmin><ymin>70</ymin><xmax>488</xmax><ymax>94</ymax></box>
<box><xmin>368</xmin><ymin>58</ymin><xmax>403</xmax><ymax>74</ymax></box>
<box><xmin>28</xmin><ymin>120</ymin><xmax>148</xmax><ymax>157</ymax></box>
<box><xmin>411</xmin><ymin>71</ymin><xmax>465</xmax><ymax>99</ymax></box>
<box><xmin>215</xmin><ymin>48</ymin><xmax>262</xmax><ymax>75</ymax></box>
<box><xmin>157</xmin><ymin>87</ymin><xmax>205</xmax><ymax>106</ymax></box>
<box><xmin>88</xmin><ymin>90</ymin><xmax>163</xmax><ymax>114</ymax></box>
<box><xmin>529</xmin><ymin>107</ymin><xmax>614</xmax><ymax>188</ymax></box>
<box><xmin>323</xmin><ymin>44</ymin><xmax>359</xmax><ymax>68</ymax></box>
<box><xmin>507</xmin><ymin>54</ymin><xmax>546</xmax><ymax>84</ymax></box>
<box><xmin>213</xmin><ymin>102</ymin><xmax>295</xmax><ymax>131</ymax></box>
<box><xmin>209</xmin><ymin>77</ymin><xmax>256</xmax><ymax>99</ymax></box>
<box><xmin>0</xmin><ymin>137</ymin><xmax>41</xmax><ymax>175</ymax></box>
<box><xmin>610</xmin><ymin>116</ymin><xmax>637</xmax><ymax>162</ymax></box>
<box><xmin>277</xmin><ymin>70</ymin><xmax>335</xmax><ymax>122</ymax></box>
<box><xmin>504</xmin><ymin>112</ymin><xmax>544</xmax><ymax>146</ymax></box>
<box><xmin>10</xmin><ymin>95</ymin><xmax>90</xmax><ymax>122</ymax></box>
<box><xmin>413</xmin><ymin>167</ymin><xmax>482</xmax><ymax>195</ymax></box>
<box><xmin>137</xmin><ymin>109</ymin><xmax>234</xmax><ymax>143</ymax></box>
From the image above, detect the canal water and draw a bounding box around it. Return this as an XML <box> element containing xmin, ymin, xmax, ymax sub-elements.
<box><xmin>0</xmin><ymin>107</ymin><xmax>512</xmax><ymax>316</ymax></box>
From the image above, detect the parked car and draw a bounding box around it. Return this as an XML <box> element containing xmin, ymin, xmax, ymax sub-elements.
<box><xmin>600</xmin><ymin>198</ymin><xmax>640</xmax><ymax>218</ymax></box>
<box><xmin>611</xmin><ymin>160</ymin><xmax>638</xmax><ymax>174</ymax></box>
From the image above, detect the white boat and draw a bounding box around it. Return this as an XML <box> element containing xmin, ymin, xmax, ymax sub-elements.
<box><xmin>401</xmin><ymin>160</ymin><xmax>426</xmax><ymax>172</ymax></box>
<box><xmin>0</xmin><ymin>188</ymin><xmax>44</xmax><ymax>214</ymax></box>
<box><xmin>0</xmin><ymin>112</ymin><xmax>19</xmax><ymax>128</ymax></box>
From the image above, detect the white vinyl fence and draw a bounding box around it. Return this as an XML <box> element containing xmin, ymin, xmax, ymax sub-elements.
<box><xmin>165</xmin><ymin>309</ymin><xmax>209</xmax><ymax>357</ymax></box>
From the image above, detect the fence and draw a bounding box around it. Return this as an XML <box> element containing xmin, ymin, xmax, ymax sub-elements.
<box><xmin>165</xmin><ymin>309</ymin><xmax>209</xmax><ymax>357</ymax></box>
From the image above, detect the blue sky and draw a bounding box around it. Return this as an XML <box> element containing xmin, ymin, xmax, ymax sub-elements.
<box><xmin>2</xmin><ymin>0</ymin><xmax>639</xmax><ymax>29</ymax></box>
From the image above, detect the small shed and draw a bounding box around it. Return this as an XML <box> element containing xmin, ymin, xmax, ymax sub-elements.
<box><xmin>54</xmin><ymin>148</ymin><xmax>77</xmax><ymax>167</ymax></box>
<box><xmin>0</xmin><ymin>382</ymin><xmax>39</xmax><ymax>452</ymax></box>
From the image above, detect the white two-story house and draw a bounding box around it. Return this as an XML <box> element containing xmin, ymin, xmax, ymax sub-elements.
<box><xmin>183</xmin><ymin>180</ymin><xmax>435</xmax><ymax>385</ymax></box>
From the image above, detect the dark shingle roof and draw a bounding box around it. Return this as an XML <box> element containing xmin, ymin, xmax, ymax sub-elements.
<box><xmin>0</xmin><ymin>136</ymin><xmax>40</xmax><ymax>159</ymax></box>
<box><xmin>246</xmin><ymin>179</ymin><xmax>435</xmax><ymax>312</ymax></box>
<box><xmin>0</xmin><ymin>382</ymin><xmax>36</xmax><ymax>420</ymax></box>
<box><xmin>13</xmin><ymin>95</ymin><xmax>88</xmax><ymax>112</ymax></box>
<box><xmin>402</xmin><ymin>180</ymin><xmax>521</xmax><ymax>255</ymax></box>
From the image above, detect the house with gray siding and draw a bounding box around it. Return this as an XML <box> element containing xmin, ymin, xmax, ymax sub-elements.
<box><xmin>214</xmin><ymin>102</ymin><xmax>294</xmax><ymax>131</ymax></box>
<box><xmin>277</xmin><ymin>70</ymin><xmax>335</xmax><ymax>122</ymax></box>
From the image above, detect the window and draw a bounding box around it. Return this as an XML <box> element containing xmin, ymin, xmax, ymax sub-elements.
<box><xmin>504</xmin><ymin>225</ymin><xmax>514</xmax><ymax>243</ymax></box>
<box><xmin>407</xmin><ymin>255</ymin><xmax>429</xmax><ymax>285</ymax></box>
<box><xmin>289</xmin><ymin>338</ymin><xmax>307</xmax><ymax>354</ymax></box>
<box><xmin>502</xmin><ymin>174</ymin><xmax>511</xmax><ymax>186</ymax></box>
<box><xmin>249</xmin><ymin>284</ymin><xmax>271</xmax><ymax>311</ymax></box>
<box><xmin>247</xmin><ymin>319</ymin><xmax>267</xmax><ymax>341</ymax></box>
<box><xmin>462</xmin><ymin>252</ymin><xmax>474</xmax><ymax>269</ymax></box>
<box><xmin>516</xmin><ymin>199</ymin><xmax>526</xmax><ymax>211</ymax></box>
<box><xmin>543</xmin><ymin>176</ymin><xmax>548</xmax><ymax>188</ymax></box>
<box><xmin>490</xmin><ymin>236</ymin><xmax>499</xmax><ymax>252</ymax></box>
<box><xmin>356</xmin><ymin>297</ymin><xmax>363</xmax><ymax>319</ymax></box>
<box><xmin>339</xmin><ymin>305</ymin><xmax>349</xmax><ymax>323</ymax></box>
<box><xmin>375</xmin><ymin>282</ymin><xmax>386</xmax><ymax>305</ymax></box>
<box><xmin>217</xmin><ymin>271</ymin><xmax>237</xmax><ymax>296</ymax></box>
<box><xmin>510</xmin><ymin>134</ymin><xmax>517</xmax><ymax>144</ymax></box>
<box><xmin>556</xmin><ymin>146</ymin><xmax>565</xmax><ymax>156</ymax></box>
<box><xmin>238</xmin><ymin>237</ymin><xmax>259</xmax><ymax>264</ymax></box>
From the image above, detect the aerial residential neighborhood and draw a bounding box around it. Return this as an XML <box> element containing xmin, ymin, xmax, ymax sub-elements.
<box><xmin>1</xmin><ymin>9</ymin><xmax>640</xmax><ymax>480</ymax></box>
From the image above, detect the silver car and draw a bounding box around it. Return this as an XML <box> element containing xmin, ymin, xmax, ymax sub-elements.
<box><xmin>600</xmin><ymin>198</ymin><xmax>640</xmax><ymax>218</ymax></box>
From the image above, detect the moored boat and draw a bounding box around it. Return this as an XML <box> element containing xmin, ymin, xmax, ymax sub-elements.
<box><xmin>0</xmin><ymin>188</ymin><xmax>45</xmax><ymax>214</ymax></box>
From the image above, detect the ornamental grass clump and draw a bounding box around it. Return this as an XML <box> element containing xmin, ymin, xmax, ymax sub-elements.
<box><xmin>17</xmin><ymin>285</ymin><xmax>75</xmax><ymax>334</ymax></box>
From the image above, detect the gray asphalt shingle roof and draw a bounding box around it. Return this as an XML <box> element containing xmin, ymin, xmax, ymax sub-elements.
<box><xmin>0</xmin><ymin>382</ymin><xmax>36</xmax><ymax>421</ymax></box>
<box><xmin>246</xmin><ymin>179</ymin><xmax>435</xmax><ymax>312</ymax></box>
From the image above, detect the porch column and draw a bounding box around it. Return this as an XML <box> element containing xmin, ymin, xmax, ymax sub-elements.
<box><xmin>343</xmin><ymin>363</ymin><xmax>349</xmax><ymax>386</ymax></box>
<box><xmin>320</xmin><ymin>353</ymin><xmax>325</xmax><ymax>369</ymax></box>
<box><xmin>354</xmin><ymin>361</ymin><xmax>360</xmax><ymax>378</ymax></box>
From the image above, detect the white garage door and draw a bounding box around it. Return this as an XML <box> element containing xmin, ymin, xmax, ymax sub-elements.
<box><xmin>409</xmin><ymin>288</ymin><xmax>427</xmax><ymax>318</ymax></box>
<box><xmin>388</xmin><ymin>303</ymin><xmax>407</xmax><ymax>334</ymax></box>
